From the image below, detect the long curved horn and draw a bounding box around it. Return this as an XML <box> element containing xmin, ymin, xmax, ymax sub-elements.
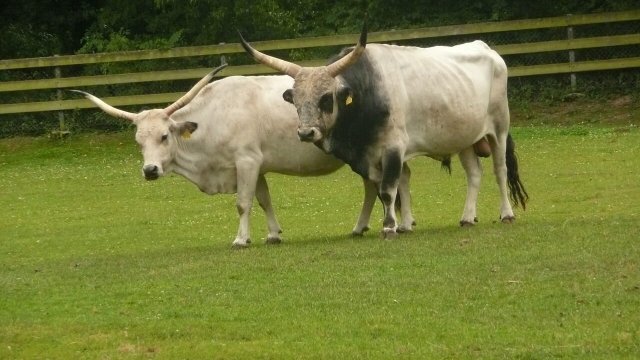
<box><xmin>69</xmin><ymin>90</ymin><xmax>137</xmax><ymax>121</ymax></box>
<box><xmin>238</xmin><ymin>31</ymin><xmax>302</xmax><ymax>78</ymax></box>
<box><xmin>326</xmin><ymin>18</ymin><xmax>368</xmax><ymax>78</ymax></box>
<box><xmin>164</xmin><ymin>63</ymin><xmax>228</xmax><ymax>116</ymax></box>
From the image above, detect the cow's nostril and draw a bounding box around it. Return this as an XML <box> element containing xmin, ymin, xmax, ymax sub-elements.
<box><xmin>297</xmin><ymin>128</ymin><xmax>315</xmax><ymax>142</ymax></box>
<box><xmin>143</xmin><ymin>165</ymin><xmax>159</xmax><ymax>179</ymax></box>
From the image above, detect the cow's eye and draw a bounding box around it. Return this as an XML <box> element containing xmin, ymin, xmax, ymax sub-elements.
<box><xmin>161</xmin><ymin>134</ymin><xmax>169</xmax><ymax>142</ymax></box>
<box><xmin>319</xmin><ymin>93</ymin><xmax>333</xmax><ymax>113</ymax></box>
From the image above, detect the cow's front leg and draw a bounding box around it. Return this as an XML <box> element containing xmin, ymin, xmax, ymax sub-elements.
<box><xmin>379</xmin><ymin>150</ymin><xmax>403</xmax><ymax>239</ymax></box>
<box><xmin>232</xmin><ymin>159</ymin><xmax>261</xmax><ymax>248</ymax></box>
<box><xmin>352</xmin><ymin>178</ymin><xmax>377</xmax><ymax>236</ymax></box>
<box><xmin>255</xmin><ymin>174</ymin><xmax>283</xmax><ymax>244</ymax></box>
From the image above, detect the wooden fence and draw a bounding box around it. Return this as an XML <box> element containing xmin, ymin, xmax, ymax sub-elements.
<box><xmin>0</xmin><ymin>10</ymin><xmax>639</xmax><ymax>116</ymax></box>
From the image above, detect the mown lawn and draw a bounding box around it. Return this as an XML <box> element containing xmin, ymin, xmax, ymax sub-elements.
<box><xmin>1</xmin><ymin>101</ymin><xmax>639</xmax><ymax>358</ymax></box>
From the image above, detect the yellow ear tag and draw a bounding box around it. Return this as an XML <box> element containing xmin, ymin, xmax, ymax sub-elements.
<box><xmin>181</xmin><ymin>130</ymin><xmax>192</xmax><ymax>139</ymax></box>
<box><xmin>345</xmin><ymin>95</ymin><xmax>353</xmax><ymax>105</ymax></box>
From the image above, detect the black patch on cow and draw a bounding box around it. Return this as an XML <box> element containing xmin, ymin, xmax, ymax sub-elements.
<box><xmin>382</xmin><ymin>210</ymin><xmax>395</xmax><ymax>228</ymax></box>
<box><xmin>319</xmin><ymin>93</ymin><xmax>333</xmax><ymax>113</ymax></box>
<box><xmin>379</xmin><ymin>192</ymin><xmax>392</xmax><ymax>205</ymax></box>
<box><xmin>381</xmin><ymin>149</ymin><xmax>402</xmax><ymax>193</ymax></box>
<box><xmin>394</xmin><ymin>191</ymin><xmax>402</xmax><ymax>212</ymax></box>
<box><xmin>323</xmin><ymin>48</ymin><xmax>391</xmax><ymax>178</ymax></box>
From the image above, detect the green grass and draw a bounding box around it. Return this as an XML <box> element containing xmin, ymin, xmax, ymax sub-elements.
<box><xmin>1</xmin><ymin>100</ymin><xmax>640</xmax><ymax>358</ymax></box>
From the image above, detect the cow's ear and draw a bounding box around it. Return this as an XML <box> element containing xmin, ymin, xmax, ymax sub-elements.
<box><xmin>171</xmin><ymin>121</ymin><xmax>198</xmax><ymax>139</ymax></box>
<box><xmin>337</xmin><ymin>86</ymin><xmax>353</xmax><ymax>107</ymax></box>
<box><xmin>283</xmin><ymin>89</ymin><xmax>294</xmax><ymax>104</ymax></box>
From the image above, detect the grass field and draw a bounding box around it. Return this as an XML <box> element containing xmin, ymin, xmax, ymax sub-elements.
<box><xmin>1</xmin><ymin>97</ymin><xmax>639</xmax><ymax>358</ymax></box>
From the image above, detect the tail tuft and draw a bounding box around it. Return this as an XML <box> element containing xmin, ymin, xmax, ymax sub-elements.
<box><xmin>506</xmin><ymin>133</ymin><xmax>529</xmax><ymax>209</ymax></box>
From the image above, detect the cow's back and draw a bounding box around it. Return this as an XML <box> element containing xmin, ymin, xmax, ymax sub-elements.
<box><xmin>340</xmin><ymin>42</ymin><xmax>508</xmax><ymax>159</ymax></box>
<box><xmin>173</xmin><ymin>75</ymin><xmax>344</xmax><ymax>177</ymax></box>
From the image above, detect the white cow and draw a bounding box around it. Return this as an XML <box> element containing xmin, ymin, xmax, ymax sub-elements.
<box><xmin>72</xmin><ymin>64</ymin><xmax>415</xmax><ymax>247</ymax></box>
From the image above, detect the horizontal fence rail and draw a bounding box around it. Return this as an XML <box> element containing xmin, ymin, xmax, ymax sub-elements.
<box><xmin>2</xmin><ymin>57</ymin><xmax>640</xmax><ymax>116</ymax></box>
<box><xmin>1</xmin><ymin>34</ymin><xmax>638</xmax><ymax>94</ymax></box>
<box><xmin>2</xmin><ymin>10</ymin><xmax>638</xmax><ymax>70</ymax></box>
<box><xmin>1</xmin><ymin>10</ymin><xmax>638</xmax><ymax>116</ymax></box>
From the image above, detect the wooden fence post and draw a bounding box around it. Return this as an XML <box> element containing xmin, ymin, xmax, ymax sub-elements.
<box><xmin>567</xmin><ymin>14</ymin><xmax>577</xmax><ymax>90</ymax></box>
<box><xmin>53</xmin><ymin>55</ymin><xmax>70</xmax><ymax>137</ymax></box>
<box><xmin>219</xmin><ymin>43</ymin><xmax>227</xmax><ymax>65</ymax></box>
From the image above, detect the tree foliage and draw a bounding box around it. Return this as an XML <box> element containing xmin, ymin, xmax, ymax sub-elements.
<box><xmin>2</xmin><ymin>0</ymin><xmax>637</xmax><ymax>59</ymax></box>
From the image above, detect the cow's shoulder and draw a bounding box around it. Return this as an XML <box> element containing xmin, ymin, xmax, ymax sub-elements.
<box><xmin>321</xmin><ymin>46</ymin><xmax>394</xmax><ymax>177</ymax></box>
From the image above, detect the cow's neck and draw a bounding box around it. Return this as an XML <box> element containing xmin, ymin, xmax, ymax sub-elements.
<box><xmin>169</xmin><ymin>139</ymin><xmax>204</xmax><ymax>184</ymax></box>
<box><xmin>324</xmin><ymin>99</ymin><xmax>390</xmax><ymax>180</ymax></box>
<box><xmin>325</xmin><ymin>58</ymin><xmax>391</xmax><ymax>180</ymax></box>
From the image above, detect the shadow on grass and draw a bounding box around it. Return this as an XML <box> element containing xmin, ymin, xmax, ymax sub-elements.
<box><xmin>266</xmin><ymin>221</ymin><xmax>470</xmax><ymax>248</ymax></box>
<box><xmin>55</xmin><ymin>224</ymin><xmax>462</xmax><ymax>269</ymax></box>
<box><xmin>44</xmin><ymin>217</ymin><xmax>547</xmax><ymax>275</ymax></box>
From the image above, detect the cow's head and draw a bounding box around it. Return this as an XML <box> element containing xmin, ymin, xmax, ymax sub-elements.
<box><xmin>72</xmin><ymin>64</ymin><xmax>227</xmax><ymax>180</ymax></box>
<box><xmin>239</xmin><ymin>21</ymin><xmax>367</xmax><ymax>143</ymax></box>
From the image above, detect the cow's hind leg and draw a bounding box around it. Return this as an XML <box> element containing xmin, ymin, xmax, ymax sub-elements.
<box><xmin>352</xmin><ymin>178</ymin><xmax>376</xmax><ymax>236</ymax></box>
<box><xmin>232</xmin><ymin>159</ymin><xmax>261</xmax><ymax>248</ymax></box>
<box><xmin>488</xmin><ymin>134</ymin><xmax>516</xmax><ymax>223</ymax></box>
<box><xmin>396</xmin><ymin>163</ymin><xmax>415</xmax><ymax>233</ymax></box>
<box><xmin>458</xmin><ymin>147</ymin><xmax>483</xmax><ymax>226</ymax></box>
<box><xmin>255</xmin><ymin>174</ymin><xmax>283</xmax><ymax>244</ymax></box>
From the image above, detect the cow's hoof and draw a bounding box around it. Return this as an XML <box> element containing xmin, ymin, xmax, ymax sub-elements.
<box><xmin>501</xmin><ymin>216</ymin><xmax>516</xmax><ymax>224</ymax></box>
<box><xmin>460</xmin><ymin>220</ymin><xmax>475</xmax><ymax>227</ymax></box>
<box><xmin>266</xmin><ymin>236</ymin><xmax>282</xmax><ymax>245</ymax></box>
<box><xmin>352</xmin><ymin>226</ymin><xmax>370</xmax><ymax>237</ymax></box>
<box><xmin>381</xmin><ymin>228</ymin><xmax>398</xmax><ymax>240</ymax></box>
<box><xmin>397</xmin><ymin>224</ymin><xmax>413</xmax><ymax>233</ymax></box>
<box><xmin>232</xmin><ymin>238</ymin><xmax>250</xmax><ymax>249</ymax></box>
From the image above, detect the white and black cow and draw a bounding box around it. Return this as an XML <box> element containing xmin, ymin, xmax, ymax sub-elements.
<box><xmin>240</xmin><ymin>21</ymin><xmax>528</xmax><ymax>238</ymax></box>
<box><xmin>72</xmin><ymin>64</ymin><xmax>416</xmax><ymax>247</ymax></box>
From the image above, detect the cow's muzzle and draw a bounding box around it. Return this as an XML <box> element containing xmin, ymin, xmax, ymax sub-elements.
<box><xmin>297</xmin><ymin>127</ymin><xmax>321</xmax><ymax>142</ymax></box>
<box><xmin>142</xmin><ymin>164</ymin><xmax>160</xmax><ymax>180</ymax></box>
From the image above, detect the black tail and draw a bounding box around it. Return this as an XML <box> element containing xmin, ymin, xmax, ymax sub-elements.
<box><xmin>506</xmin><ymin>133</ymin><xmax>529</xmax><ymax>209</ymax></box>
<box><xmin>441</xmin><ymin>156</ymin><xmax>452</xmax><ymax>175</ymax></box>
